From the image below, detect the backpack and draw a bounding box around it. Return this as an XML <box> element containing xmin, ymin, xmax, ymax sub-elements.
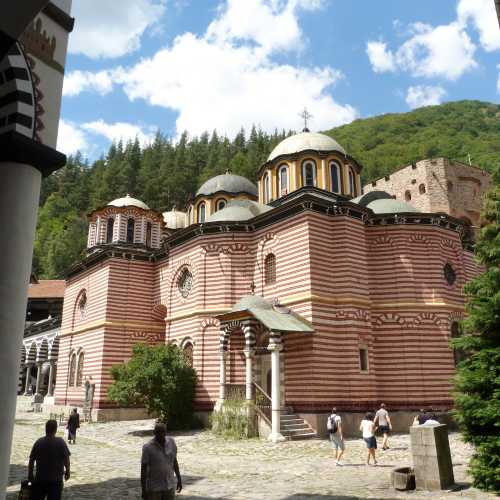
<box><xmin>327</xmin><ymin>414</ymin><xmax>338</xmax><ymax>434</ymax></box>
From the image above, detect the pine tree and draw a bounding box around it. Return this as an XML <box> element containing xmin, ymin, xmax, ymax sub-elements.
<box><xmin>453</xmin><ymin>166</ymin><xmax>500</xmax><ymax>492</ymax></box>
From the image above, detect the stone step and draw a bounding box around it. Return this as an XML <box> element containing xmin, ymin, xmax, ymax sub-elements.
<box><xmin>278</xmin><ymin>411</ymin><xmax>317</xmax><ymax>440</ymax></box>
<box><xmin>280</xmin><ymin>417</ymin><xmax>303</xmax><ymax>424</ymax></box>
<box><xmin>289</xmin><ymin>431</ymin><xmax>317</xmax><ymax>440</ymax></box>
<box><xmin>281</xmin><ymin>422</ymin><xmax>310</xmax><ymax>431</ymax></box>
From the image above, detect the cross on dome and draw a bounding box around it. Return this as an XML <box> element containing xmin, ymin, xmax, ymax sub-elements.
<box><xmin>299</xmin><ymin>107</ymin><xmax>313</xmax><ymax>132</ymax></box>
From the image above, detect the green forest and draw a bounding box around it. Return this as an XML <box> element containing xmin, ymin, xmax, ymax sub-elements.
<box><xmin>34</xmin><ymin>100</ymin><xmax>500</xmax><ymax>279</ymax></box>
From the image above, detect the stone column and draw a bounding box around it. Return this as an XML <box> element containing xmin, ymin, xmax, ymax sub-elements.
<box><xmin>219</xmin><ymin>349</ymin><xmax>227</xmax><ymax>401</ymax></box>
<box><xmin>321</xmin><ymin>158</ymin><xmax>327</xmax><ymax>190</ymax></box>
<box><xmin>47</xmin><ymin>361</ymin><xmax>56</xmax><ymax>396</ymax></box>
<box><xmin>24</xmin><ymin>365</ymin><xmax>32</xmax><ymax>395</ymax></box>
<box><xmin>268</xmin><ymin>334</ymin><xmax>284</xmax><ymax>443</ymax></box>
<box><xmin>34</xmin><ymin>362</ymin><xmax>43</xmax><ymax>396</ymax></box>
<box><xmin>244</xmin><ymin>350</ymin><xmax>254</xmax><ymax>401</ymax></box>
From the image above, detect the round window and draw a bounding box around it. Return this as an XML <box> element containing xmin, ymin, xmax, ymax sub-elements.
<box><xmin>444</xmin><ymin>263</ymin><xmax>456</xmax><ymax>286</ymax></box>
<box><xmin>178</xmin><ymin>269</ymin><xmax>193</xmax><ymax>298</ymax></box>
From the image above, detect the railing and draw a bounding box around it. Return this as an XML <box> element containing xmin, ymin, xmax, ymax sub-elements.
<box><xmin>253</xmin><ymin>382</ymin><xmax>271</xmax><ymax>425</ymax></box>
<box><xmin>224</xmin><ymin>384</ymin><xmax>245</xmax><ymax>401</ymax></box>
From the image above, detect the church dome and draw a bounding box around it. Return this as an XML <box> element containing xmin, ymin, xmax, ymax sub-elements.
<box><xmin>268</xmin><ymin>131</ymin><xmax>346</xmax><ymax>162</ymax></box>
<box><xmin>196</xmin><ymin>172</ymin><xmax>258</xmax><ymax>197</ymax></box>
<box><xmin>163</xmin><ymin>208</ymin><xmax>187</xmax><ymax>229</ymax></box>
<box><xmin>367</xmin><ymin>198</ymin><xmax>420</xmax><ymax>214</ymax></box>
<box><xmin>207</xmin><ymin>200</ymin><xmax>272</xmax><ymax>222</ymax></box>
<box><xmin>108</xmin><ymin>194</ymin><xmax>150</xmax><ymax>210</ymax></box>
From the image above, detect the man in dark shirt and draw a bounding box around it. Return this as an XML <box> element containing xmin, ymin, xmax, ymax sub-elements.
<box><xmin>28</xmin><ymin>419</ymin><xmax>71</xmax><ymax>500</ymax></box>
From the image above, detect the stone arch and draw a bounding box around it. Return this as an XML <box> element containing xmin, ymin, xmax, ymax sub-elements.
<box><xmin>372</xmin><ymin>312</ymin><xmax>407</xmax><ymax>328</ymax></box>
<box><xmin>26</xmin><ymin>343</ymin><xmax>37</xmax><ymax>364</ymax></box>
<box><xmin>72</xmin><ymin>288</ymin><xmax>88</xmax><ymax>329</ymax></box>
<box><xmin>48</xmin><ymin>337</ymin><xmax>60</xmax><ymax>361</ymax></box>
<box><xmin>37</xmin><ymin>338</ymin><xmax>49</xmax><ymax>362</ymax></box>
<box><xmin>413</xmin><ymin>312</ymin><xmax>443</xmax><ymax>327</ymax></box>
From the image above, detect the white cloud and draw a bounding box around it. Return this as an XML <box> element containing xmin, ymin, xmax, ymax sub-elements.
<box><xmin>57</xmin><ymin>119</ymin><xmax>89</xmax><ymax>155</ymax></box>
<box><xmin>405</xmin><ymin>85</ymin><xmax>446</xmax><ymax>109</ymax></box>
<box><xmin>63</xmin><ymin>70</ymin><xmax>115</xmax><ymax>97</ymax></box>
<box><xmin>69</xmin><ymin>0</ymin><xmax>166</xmax><ymax>59</ymax></box>
<box><xmin>81</xmin><ymin>120</ymin><xmax>155</xmax><ymax>145</ymax></box>
<box><xmin>366</xmin><ymin>41</ymin><xmax>395</xmax><ymax>73</ymax></box>
<box><xmin>457</xmin><ymin>0</ymin><xmax>500</xmax><ymax>52</ymax></box>
<box><xmin>367</xmin><ymin>22</ymin><xmax>476</xmax><ymax>81</ymax></box>
<box><xmin>207</xmin><ymin>0</ymin><xmax>323</xmax><ymax>55</ymax></box>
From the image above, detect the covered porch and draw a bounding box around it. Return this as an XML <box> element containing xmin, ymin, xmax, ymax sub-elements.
<box><xmin>215</xmin><ymin>295</ymin><xmax>314</xmax><ymax>442</ymax></box>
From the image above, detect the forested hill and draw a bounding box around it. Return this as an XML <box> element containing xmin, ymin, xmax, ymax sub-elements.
<box><xmin>34</xmin><ymin>100</ymin><xmax>499</xmax><ymax>279</ymax></box>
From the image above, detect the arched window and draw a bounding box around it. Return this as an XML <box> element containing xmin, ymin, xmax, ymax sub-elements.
<box><xmin>264</xmin><ymin>253</ymin><xmax>276</xmax><ymax>285</ymax></box>
<box><xmin>78</xmin><ymin>291</ymin><xmax>87</xmax><ymax>320</ymax></box>
<box><xmin>419</xmin><ymin>183</ymin><xmax>426</xmax><ymax>194</ymax></box>
<box><xmin>329</xmin><ymin>161</ymin><xmax>341</xmax><ymax>193</ymax></box>
<box><xmin>188</xmin><ymin>206</ymin><xmax>192</xmax><ymax>224</ymax></box>
<box><xmin>106</xmin><ymin>218</ymin><xmax>114</xmax><ymax>243</ymax></box>
<box><xmin>451</xmin><ymin>321</ymin><xmax>466</xmax><ymax>366</ymax></box>
<box><xmin>197</xmin><ymin>202</ymin><xmax>206</xmax><ymax>223</ymax></box>
<box><xmin>76</xmin><ymin>352</ymin><xmax>84</xmax><ymax>386</ymax></box>
<box><xmin>146</xmin><ymin>222</ymin><xmax>152</xmax><ymax>247</ymax></box>
<box><xmin>216</xmin><ymin>199</ymin><xmax>227</xmax><ymax>211</ymax></box>
<box><xmin>68</xmin><ymin>353</ymin><xmax>76</xmax><ymax>387</ymax></box>
<box><xmin>405</xmin><ymin>190</ymin><xmax>412</xmax><ymax>201</ymax></box>
<box><xmin>182</xmin><ymin>341</ymin><xmax>194</xmax><ymax>367</ymax></box>
<box><xmin>126</xmin><ymin>218</ymin><xmax>135</xmax><ymax>243</ymax></box>
<box><xmin>278</xmin><ymin>165</ymin><xmax>289</xmax><ymax>196</ymax></box>
<box><xmin>302</xmin><ymin>160</ymin><xmax>317</xmax><ymax>187</ymax></box>
<box><xmin>178</xmin><ymin>268</ymin><xmax>193</xmax><ymax>298</ymax></box>
<box><xmin>263</xmin><ymin>172</ymin><xmax>271</xmax><ymax>203</ymax></box>
<box><xmin>348</xmin><ymin>167</ymin><xmax>356</xmax><ymax>196</ymax></box>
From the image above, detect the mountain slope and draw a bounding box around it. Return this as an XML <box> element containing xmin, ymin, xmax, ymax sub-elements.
<box><xmin>324</xmin><ymin>100</ymin><xmax>500</xmax><ymax>182</ymax></box>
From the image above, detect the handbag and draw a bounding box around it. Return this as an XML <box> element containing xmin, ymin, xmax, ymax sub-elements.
<box><xmin>18</xmin><ymin>480</ymin><xmax>32</xmax><ymax>500</ymax></box>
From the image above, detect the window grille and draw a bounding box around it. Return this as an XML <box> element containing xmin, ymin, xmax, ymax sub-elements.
<box><xmin>264</xmin><ymin>254</ymin><xmax>276</xmax><ymax>285</ymax></box>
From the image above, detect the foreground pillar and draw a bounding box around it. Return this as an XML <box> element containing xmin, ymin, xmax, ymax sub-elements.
<box><xmin>0</xmin><ymin>161</ymin><xmax>42</xmax><ymax>496</ymax></box>
<box><xmin>244</xmin><ymin>350</ymin><xmax>254</xmax><ymax>401</ymax></box>
<box><xmin>268</xmin><ymin>335</ymin><xmax>284</xmax><ymax>443</ymax></box>
<box><xmin>219</xmin><ymin>349</ymin><xmax>227</xmax><ymax>401</ymax></box>
<box><xmin>34</xmin><ymin>362</ymin><xmax>43</xmax><ymax>396</ymax></box>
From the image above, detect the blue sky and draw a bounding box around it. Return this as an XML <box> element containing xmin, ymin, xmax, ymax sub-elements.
<box><xmin>58</xmin><ymin>0</ymin><xmax>500</xmax><ymax>159</ymax></box>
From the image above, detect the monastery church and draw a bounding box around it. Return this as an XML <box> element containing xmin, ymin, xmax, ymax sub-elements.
<box><xmin>21</xmin><ymin>129</ymin><xmax>491</xmax><ymax>440</ymax></box>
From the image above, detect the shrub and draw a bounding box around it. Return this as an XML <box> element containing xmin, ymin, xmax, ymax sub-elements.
<box><xmin>108</xmin><ymin>343</ymin><xmax>197</xmax><ymax>429</ymax></box>
<box><xmin>210</xmin><ymin>399</ymin><xmax>257</xmax><ymax>439</ymax></box>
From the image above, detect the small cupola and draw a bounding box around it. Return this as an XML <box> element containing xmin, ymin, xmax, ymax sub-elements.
<box><xmin>87</xmin><ymin>194</ymin><xmax>163</xmax><ymax>250</ymax></box>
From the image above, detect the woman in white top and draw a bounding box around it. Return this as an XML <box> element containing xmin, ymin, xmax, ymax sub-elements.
<box><xmin>359</xmin><ymin>412</ymin><xmax>377</xmax><ymax>465</ymax></box>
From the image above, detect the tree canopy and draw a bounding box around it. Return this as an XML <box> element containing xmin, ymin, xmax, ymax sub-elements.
<box><xmin>34</xmin><ymin>100</ymin><xmax>499</xmax><ymax>279</ymax></box>
<box><xmin>453</xmin><ymin>166</ymin><xmax>500</xmax><ymax>492</ymax></box>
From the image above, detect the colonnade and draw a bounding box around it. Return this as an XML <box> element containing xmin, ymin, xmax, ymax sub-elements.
<box><xmin>218</xmin><ymin>321</ymin><xmax>285</xmax><ymax>443</ymax></box>
<box><xmin>21</xmin><ymin>360</ymin><xmax>57</xmax><ymax>397</ymax></box>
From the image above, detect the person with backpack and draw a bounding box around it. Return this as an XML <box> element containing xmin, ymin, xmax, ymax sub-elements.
<box><xmin>327</xmin><ymin>407</ymin><xmax>345</xmax><ymax>465</ymax></box>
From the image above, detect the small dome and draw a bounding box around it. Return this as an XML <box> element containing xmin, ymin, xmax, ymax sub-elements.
<box><xmin>163</xmin><ymin>209</ymin><xmax>187</xmax><ymax>229</ymax></box>
<box><xmin>108</xmin><ymin>194</ymin><xmax>149</xmax><ymax>210</ymax></box>
<box><xmin>196</xmin><ymin>172</ymin><xmax>257</xmax><ymax>197</ymax></box>
<box><xmin>207</xmin><ymin>200</ymin><xmax>272</xmax><ymax>222</ymax></box>
<box><xmin>367</xmin><ymin>199</ymin><xmax>421</xmax><ymax>214</ymax></box>
<box><xmin>268</xmin><ymin>131</ymin><xmax>346</xmax><ymax>162</ymax></box>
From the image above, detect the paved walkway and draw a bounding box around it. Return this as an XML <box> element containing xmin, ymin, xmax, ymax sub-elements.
<box><xmin>7</xmin><ymin>409</ymin><xmax>493</xmax><ymax>499</ymax></box>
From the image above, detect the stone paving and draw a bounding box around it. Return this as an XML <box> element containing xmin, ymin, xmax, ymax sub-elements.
<box><xmin>7</xmin><ymin>409</ymin><xmax>494</xmax><ymax>500</ymax></box>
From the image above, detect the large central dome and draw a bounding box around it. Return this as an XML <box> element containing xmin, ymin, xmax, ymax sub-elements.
<box><xmin>196</xmin><ymin>172</ymin><xmax>258</xmax><ymax>197</ymax></box>
<box><xmin>268</xmin><ymin>131</ymin><xmax>346</xmax><ymax>162</ymax></box>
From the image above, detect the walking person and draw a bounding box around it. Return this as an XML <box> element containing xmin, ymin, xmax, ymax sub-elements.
<box><xmin>28</xmin><ymin>419</ymin><xmax>71</xmax><ymax>500</ymax></box>
<box><xmin>360</xmin><ymin>412</ymin><xmax>377</xmax><ymax>466</ymax></box>
<box><xmin>141</xmin><ymin>423</ymin><xmax>182</xmax><ymax>500</ymax></box>
<box><xmin>327</xmin><ymin>407</ymin><xmax>345</xmax><ymax>465</ymax></box>
<box><xmin>66</xmin><ymin>408</ymin><xmax>80</xmax><ymax>444</ymax></box>
<box><xmin>374</xmin><ymin>403</ymin><xmax>392</xmax><ymax>450</ymax></box>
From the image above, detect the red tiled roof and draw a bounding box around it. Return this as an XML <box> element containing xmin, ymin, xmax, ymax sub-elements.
<box><xmin>28</xmin><ymin>280</ymin><xmax>66</xmax><ymax>299</ymax></box>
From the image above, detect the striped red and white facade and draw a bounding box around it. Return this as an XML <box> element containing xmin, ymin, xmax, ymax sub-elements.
<box><xmin>54</xmin><ymin>133</ymin><xmax>489</xmax><ymax>431</ymax></box>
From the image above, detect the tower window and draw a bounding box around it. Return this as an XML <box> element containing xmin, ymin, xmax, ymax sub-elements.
<box><xmin>263</xmin><ymin>172</ymin><xmax>271</xmax><ymax>204</ymax></box>
<box><xmin>106</xmin><ymin>218</ymin><xmax>114</xmax><ymax>243</ymax></box>
<box><xmin>183</xmin><ymin>341</ymin><xmax>194</xmax><ymax>367</ymax></box>
<box><xmin>349</xmin><ymin>167</ymin><xmax>357</xmax><ymax>196</ymax></box>
<box><xmin>216</xmin><ymin>199</ymin><xmax>227</xmax><ymax>211</ymax></box>
<box><xmin>329</xmin><ymin>161</ymin><xmax>341</xmax><ymax>193</ymax></box>
<box><xmin>264</xmin><ymin>253</ymin><xmax>276</xmax><ymax>285</ymax></box>
<box><xmin>68</xmin><ymin>352</ymin><xmax>76</xmax><ymax>387</ymax></box>
<box><xmin>76</xmin><ymin>352</ymin><xmax>84</xmax><ymax>386</ymax></box>
<box><xmin>178</xmin><ymin>268</ymin><xmax>193</xmax><ymax>298</ymax></box>
<box><xmin>359</xmin><ymin>347</ymin><xmax>369</xmax><ymax>372</ymax></box>
<box><xmin>419</xmin><ymin>183</ymin><xmax>426</xmax><ymax>194</ymax></box>
<box><xmin>405</xmin><ymin>190</ymin><xmax>411</xmax><ymax>201</ymax></box>
<box><xmin>278</xmin><ymin>165</ymin><xmax>289</xmax><ymax>196</ymax></box>
<box><xmin>78</xmin><ymin>291</ymin><xmax>87</xmax><ymax>320</ymax></box>
<box><xmin>146</xmin><ymin>222</ymin><xmax>152</xmax><ymax>247</ymax></box>
<box><xmin>126</xmin><ymin>218</ymin><xmax>135</xmax><ymax>243</ymax></box>
<box><xmin>444</xmin><ymin>263</ymin><xmax>456</xmax><ymax>286</ymax></box>
<box><xmin>302</xmin><ymin>160</ymin><xmax>317</xmax><ymax>187</ymax></box>
<box><xmin>451</xmin><ymin>321</ymin><xmax>466</xmax><ymax>366</ymax></box>
<box><xmin>197</xmin><ymin>202</ymin><xmax>206</xmax><ymax>223</ymax></box>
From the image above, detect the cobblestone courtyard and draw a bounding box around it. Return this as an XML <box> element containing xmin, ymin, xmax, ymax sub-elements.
<box><xmin>7</xmin><ymin>409</ymin><xmax>493</xmax><ymax>499</ymax></box>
